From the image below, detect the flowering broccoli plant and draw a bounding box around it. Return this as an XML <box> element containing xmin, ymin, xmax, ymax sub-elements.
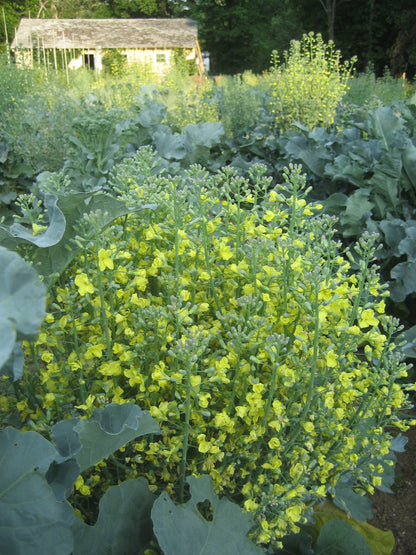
<box><xmin>3</xmin><ymin>150</ymin><xmax>414</xmax><ymax>548</ymax></box>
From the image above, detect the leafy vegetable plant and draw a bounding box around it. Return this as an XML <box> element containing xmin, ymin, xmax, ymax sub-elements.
<box><xmin>3</xmin><ymin>157</ymin><xmax>414</xmax><ymax>550</ymax></box>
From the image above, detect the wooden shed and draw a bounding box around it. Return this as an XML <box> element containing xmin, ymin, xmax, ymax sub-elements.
<box><xmin>11</xmin><ymin>18</ymin><xmax>203</xmax><ymax>75</ymax></box>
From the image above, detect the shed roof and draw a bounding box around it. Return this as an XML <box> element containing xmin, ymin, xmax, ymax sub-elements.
<box><xmin>11</xmin><ymin>18</ymin><xmax>198</xmax><ymax>50</ymax></box>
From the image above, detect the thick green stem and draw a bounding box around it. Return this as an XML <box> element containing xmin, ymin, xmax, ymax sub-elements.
<box><xmin>69</xmin><ymin>303</ymin><xmax>87</xmax><ymax>403</ymax></box>
<box><xmin>179</xmin><ymin>356</ymin><xmax>192</xmax><ymax>503</ymax></box>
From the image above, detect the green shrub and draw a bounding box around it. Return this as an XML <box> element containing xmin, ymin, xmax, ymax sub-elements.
<box><xmin>344</xmin><ymin>66</ymin><xmax>415</xmax><ymax>107</ymax></box>
<box><xmin>268</xmin><ymin>32</ymin><xmax>356</xmax><ymax>131</ymax></box>
<box><xmin>101</xmin><ymin>49</ymin><xmax>128</xmax><ymax>76</ymax></box>
<box><xmin>2</xmin><ymin>154</ymin><xmax>414</xmax><ymax>548</ymax></box>
<box><xmin>216</xmin><ymin>73</ymin><xmax>266</xmax><ymax>137</ymax></box>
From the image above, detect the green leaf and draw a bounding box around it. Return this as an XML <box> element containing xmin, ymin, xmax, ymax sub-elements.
<box><xmin>0</xmin><ymin>247</ymin><xmax>46</xmax><ymax>377</ymax></box>
<box><xmin>184</xmin><ymin>122</ymin><xmax>225</xmax><ymax>150</ymax></box>
<box><xmin>379</xmin><ymin>218</ymin><xmax>407</xmax><ymax>255</ymax></box>
<box><xmin>398</xmin><ymin>226</ymin><xmax>416</xmax><ymax>258</ymax></box>
<box><xmin>6</xmin><ymin>194</ymin><xmax>66</xmax><ymax>248</ymax></box>
<box><xmin>152</xmin><ymin>475</ymin><xmax>263</xmax><ymax>555</ymax></box>
<box><xmin>364</xmin><ymin>106</ymin><xmax>406</xmax><ymax>151</ymax></box>
<box><xmin>0</xmin><ymin>190</ymin><xmax>156</xmax><ymax>287</ymax></box>
<box><xmin>0</xmin><ymin>428</ymin><xmax>73</xmax><ymax>555</ymax></box>
<box><xmin>400</xmin><ymin>324</ymin><xmax>416</xmax><ymax>358</ymax></box>
<box><xmin>315</xmin><ymin>520</ymin><xmax>372</xmax><ymax>555</ymax></box>
<box><xmin>45</xmin><ymin>459</ymin><xmax>81</xmax><ymax>502</ymax></box>
<box><xmin>340</xmin><ymin>190</ymin><xmax>374</xmax><ymax>237</ymax></box>
<box><xmin>274</xmin><ymin>528</ymin><xmax>314</xmax><ymax>554</ymax></box>
<box><xmin>72</xmin><ymin>478</ymin><xmax>155</xmax><ymax>554</ymax></box>
<box><xmin>390</xmin><ymin>260</ymin><xmax>416</xmax><ymax>302</ymax></box>
<box><xmin>334</xmin><ymin>475</ymin><xmax>373</xmax><ymax>521</ymax></box>
<box><xmin>283</xmin><ymin>133</ymin><xmax>331</xmax><ymax>177</ymax></box>
<box><xmin>322</xmin><ymin>193</ymin><xmax>347</xmax><ymax>217</ymax></box>
<box><xmin>153</xmin><ymin>126</ymin><xmax>187</xmax><ymax>160</ymax></box>
<box><xmin>312</xmin><ymin>501</ymin><xmax>395</xmax><ymax>555</ymax></box>
<box><xmin>367</xmin><ymin>149</ymin><xmax>402</xmax><ymax>212</ymax></box>
<box><xmin>403</xmin><ymin>142</ymin><xmax>416</xmax><ymax>189</ymax></box>
<box><xmin>72</xmin><ymin>403</ymin><xmax>160</xmax><ymax>472</ymax></box>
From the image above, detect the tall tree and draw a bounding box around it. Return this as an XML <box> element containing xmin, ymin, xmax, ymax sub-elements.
<box><xmin>188</xmin><ymin>0</ymin><xmax>303</xmax><ymax>74</ymax></box>
<box><xmin>318</xmin><ymin>0</ymin><xmax>351</xmax><ymax>41</ymax></box>
<box><xmin>106</xmin><ymin>0</ymin><xmax>171</xmax><ymax>18</ymax></box>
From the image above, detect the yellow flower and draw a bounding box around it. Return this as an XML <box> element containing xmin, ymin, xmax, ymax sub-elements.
<box><xmin>285</xmin><ymin>505</ymin><xmax>303</xmax><ymax>524</ymax></box>
<box><xmin>98</xmin><ymin>248</ymin><xmax>114</xmax><ymax>271</ymax></box>
<box><xmin>326</xmin><ymin>351</ymin><xmax>337</xmax><ymax>368</ymax></box>
<box><xmin>32</xmin><ymin>223</ymin><xmax>47</xmax><ymax>236</ymax></box>
<box><xmin>85</xmin><ymin>344</ymin><xmax>105</xmax><ymax>360</ymax></box>
<box><xmin>303</xmin><ymin>421</ymin><xmax>314</xmax><ymax>433</ymax></box>
<box><xmin>219</xmin><ymin>241</ymin><xmax>233</xmax><ymax>261</ymax></box>
<box><xmin>358</xmin><ymin>308</ymin><xmax>379</xmax><ymax>329</ymax></box>
<box><xmin>244</xmin><ymin>499</ymin><xmax>259</xmax><ymax>511</ymax></box>
<box><xmin>99</xmin><ymin>360</ymin><xmax>122</xmax><ymax>376</ymax></box>
<box><xmin>75</xmin><ymin>394</ymin><xmax>95</xmax><ymax>411</ymax></box>
<box><xmin>74</xmin><ymin>273</ymin><xmax>94</xmax><ymax>296</ymax></box>
<box><xmin>268</xmin><ymin>437</ymin><xmax>281</xmax><ymax>449</ymax></box>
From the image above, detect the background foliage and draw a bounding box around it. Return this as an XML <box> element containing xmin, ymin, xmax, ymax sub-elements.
<box><xmin>1</xmin><ymin>0</ymin><xmax>416</xmax><ymax>77</ymax></box>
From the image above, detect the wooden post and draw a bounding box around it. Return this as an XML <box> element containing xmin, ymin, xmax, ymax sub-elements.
<box><xmin>2</xmin><ymin>7</ymin><xmax>11</xmax><ymax>63</ymax></box>
<box><xmin>42</xmin><ymin>37</ymin><xmax>47</xmax><ymax>77</ymax></box>
<box><xmin>62</xmin><ymin>33</ymin><xmax>69</xmax><ymax>85</ymax></box>
<box><xmin>196</xmin><ymin>40</ymin><xmax>205</xmax><ymax>77</ymax></box>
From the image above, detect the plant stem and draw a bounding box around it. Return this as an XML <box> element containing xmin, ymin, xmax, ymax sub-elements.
<box><xmin>179</xmin><ymin>354</ymin><xmax>192</xmax><ymax>503</ymax></box>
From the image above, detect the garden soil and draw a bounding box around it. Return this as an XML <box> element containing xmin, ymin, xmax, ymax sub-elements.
<box><xmin>368</xmin><ymin>407</ymin><xmax>416</xmax><ymax>555</ymax></box>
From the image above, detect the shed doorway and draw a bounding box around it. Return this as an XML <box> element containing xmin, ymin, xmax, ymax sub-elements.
<box><xmin>84</xmin><ymin>53</ymin><xmax>95</xmax><ymax>69</ymax></box>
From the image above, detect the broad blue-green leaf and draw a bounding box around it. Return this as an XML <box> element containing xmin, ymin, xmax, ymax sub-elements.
<box><xmin>283</xmin><ymin>133</ymin><xmax>330</xmax><ymax>177</ymax></box>
<box><xmin>368</xmin><ymin>149</ymin><xmax>402</xmax><ymax>211</ymax></box>
<box><xmin>364</xmin><ymin>106</ymin><xmax>406</xmax><ymax>151</ymax></box>
<box><xmin>274</xmin><ymin>528</ymin><xmax>314</xmax><ymax>554</ymax></box>
<box><xmin>340</xmin><ymin>189</ymin><xmax>374</xmax><ymax>237</ymax></box>
<box><xmin>72</xmin><ymin>478</ymin><xmax>155</xmax><ymax>554</ymax></box>
<box><xmin>379</xmin><ymin>218</ymin><xmax>407</xmax><ymax>254</ymax></box>
<box><xmin>334</xmin><ymin>474</ymin><xmax>373</xmax><ymax>521</ymax></box>
<box><xmin>184</xmin><ymin>122</ymin><xmax>225</xmax><ymax>150</ymax></box>
<box><xmin>1</xmin><ymin>342</ymin><xmax>24</xmax><ymax>381</ymax></box>
<box><xmin>5</xmin><ymin>194</ymin><xmax>66</xmax><ymax>248</ymax></box>
<box><xmin>46</xmin><ymin>459</ymin><xmax>81</xmax><ymax>502</ymax></box>
<box><xmin>0</xmin><ymin>247</ymin><xmax>46</xmax><ymax>376</ymax></box>
<box><xmin>398</xmin><ymin>226</ymin><xmax>416</xmax><ymax>258</ymax></box>
<box><xmin>0</xmin><ymin>318</ymin><xmax>16</xmax><ymax>373</ymax></box>
<box><xmin>0</xmin><ymin>428</ymin><xmax>73</xmax><ymax>555</ymax></box>
<box><xmin>135</xmin><ymin>101</ymin><xmax>166</xmax><ymax>127</ymax></box>
<box><xmin>312</xmin><ymin>501</ymin><xmax>395</xmax><ymax>555</ymax></box>
<box><xmin>73</xmin><ymin>403</ymin><xmax>160</xmax><ymax>472</ymax></box>
<box><xmin>390</xmin><ymin>260</ymin><xmax>416</xmax><ymax>301</ymax></box>
<box><xmin>152</xmin><ymin>475</ymin><xmax>262</xmax><ymax>555</ymax></box>
<box><xmin>403</xmin><ymin>142</ymin><xmax>416</xmax><ymax>188</ymax></box>
<box><xmin>400</xmin><ymin>324</ymin><xmax>416</xmax><ymax>358</ymax></box>
<box><xmin>0</xmin><ymin>190</ymin><xmax>155</xmax><ymax>287</ymax></box>
<box><xmin>323</xmin><ymin>192</ymin><xmax>347</xmax><ymax>217</ymax></box>
<box><xmin>315</xmin><ymin>520</ymin><xmax>371</xmax><ymax>555</ymax></box>
<box><xmin>390</xmin><ymin>434</ymin><xmax>407</xmax><ymax>453</ymax></box>
<box><xmin>51</xmin><ymin>418</ymin><xmax>82</xmax><ymax>462</ymax></box>
<box><xmin>153</xmin><ymin>127</ymin><xmax>187</xmax><ymax>160</ymax></box>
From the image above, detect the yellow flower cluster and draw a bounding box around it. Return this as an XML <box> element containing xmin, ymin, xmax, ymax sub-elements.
<box><xmin>6</xmin><ymin>161</ymin><xmax>414</xmax><ymax>547</ymax></box>
<box><xmin>268</xmin><ymin>32</ymin><xmax>356</xmax><ymax>131</ymax></box>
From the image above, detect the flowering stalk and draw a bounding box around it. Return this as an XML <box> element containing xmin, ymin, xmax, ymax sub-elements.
<box><xmin>94</xmin><ymin>229</ymin><xmax>112</xmax><ymax>359</ymax></box>
<box><xmin>69</xmin><ymin>302</ymin><xmax>87</xmax><ymax>404</ymax></box>
<box><xmin>179</xmin><ymin>346</ymin><xmax>193</xmax><ymax>503</ymax></box>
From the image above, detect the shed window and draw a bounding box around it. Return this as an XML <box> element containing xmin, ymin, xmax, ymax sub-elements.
<box><xmin>156</xmin><ymin>53</ymin><xmax>166</xmax><ymax>63</ymax></box>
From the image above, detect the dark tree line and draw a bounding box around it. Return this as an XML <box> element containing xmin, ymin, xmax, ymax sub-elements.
<box><xmin>1</xmin><ymin>0</ymin><xmax>415</xmax><ymax>77</ymax></box>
